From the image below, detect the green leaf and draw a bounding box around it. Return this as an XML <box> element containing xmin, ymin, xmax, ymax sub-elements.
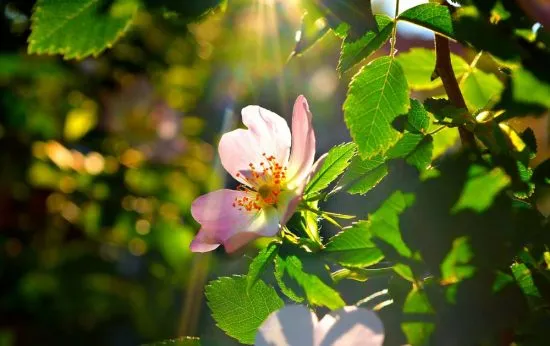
<box><xmin>246</xmin><ymin>242</ymin><xmax>280</xmax><ymax>292</ymax></box>
<box><xmin>338</xmin><ymin>155</ymin><xmax>388</xmax><ymax>195</ymax></box>
<box><xmin>440</xmin><ymin>236</ymin><xmax>476</xmax><ymax>284</ymax></box>
<box><xmin>344</xmin><ymin>56</ymin><xmax>410</xmax><ymax>159</ymax></box>
<box><xmin>305</xmin><ymin>142</ymin><xmax>357</xmax><ymax>196</ymax></box>
<box><xmin>396</xmin><ymin>48</ymin><xmax>468</xmax><ymax>90</ymax></box>
<box><xmin>452</xmin><ymin>165</ymin><xmax>510</xmax><ymax>213</ymax></box>
<box><xmin>206</xmin><ymin>276</ymin><xmax>283</xmax><ymax>345</ymax></box>
<box><xmin>143</xmin><ymin>337</ymin><xmax>200</xmax><ymax>346</ymax></box>
<box><xmin>324</xmin><ymin>221</ymin><xmax>384</xmax><ymax>268</ymax></box>
<box><xmin>511</xmin><ymin>263</ymin><xmax>542</xmax><ymax>308</ymax></box>
<box><xmin>369</xmin><ymin>191</ymin><xmax>414</xmax><ymax>258</ymax></box>
<box><xmin>275</xmin><ymin>254</ymin><xmax>345</xmax><ymax>310</ymax></box>
<box><xmin>28</xmin><ymin>0</ymin><xmax>137</xmax><ymax>59</ymax></box>
<box><xmin>405</xmin><ymin>136</ymin><xmax>434</xmax><ymax>171</ymax></box>
<box><xmin>511</xmin><ymin>67</ymin><xmax>550</xmax><ymax>108</ymax></box>
<box><xmin>431</xmin><ymin>127</ymin><xmax>459</xmax><ymax>159</ymax></box>
<box><xmin>402</xmin><ymin>287</ymin><xmax>435</xmax><ymax>345</ymax></box>
<box><xmin>398</xmin><ymin>3</ymin><xmax>454</xmax><ymax>39</ymax></box>
<box><xmin>423</xmin><ymin>97</ymin><xmax>468</xmax><ymax>123</ymax></box>
<box><xmin>405</xmin><ymin>99</ymin><xmax>431</xmax><ymax>134</ymax></box>
<box><xmin>460</xmin><ymin>70</ymin><xmax>504</xmax><ymax>111</ymax></box>
<box><xmin>274</xmin><ymin>256</ymin><xmax>304</xmax><ymax>303</ymax></box>
<box><xmin>338</xmin><ymin>15</ymin><xmax>394</xmax><ymax>73</ymax></box>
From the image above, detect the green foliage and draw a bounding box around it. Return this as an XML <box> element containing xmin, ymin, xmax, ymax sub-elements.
<box><xmin>338</xmin><ymin>15</ymin><xmax>394</xmax><ymax>73</ymax></box>
<box><xmin>205</xmin><ymin>276</ymin><xmax>283</xmax><ymax>345</ymax></box>
<box><xmin>402</xmin><ymin>287</ymin><xmax>435</xmax><ymax>345</ymax></box>
<box><xmin>452</xmin><ymin>165</ymin><xmax>510</xmax><ymax>213</ymax></box>
<box><xmin>324</xmin><ymin>221</ymin><xmax>384</xmax><ymax>268</ymax></box>
<box><xmin>275</xmin><ymin>254</ymin><xmax>345</xmax><ymax>309</ymax></box>
<box><xmin>339</xmin><ymin>155</ymin><xmax>388</xmax><ymax>195</ymax></box>
<box><xmin>398</xmin><ymin>3</ymin><xmax>454</xmax><ymax>39</ymax></box>
<box><xmin>28</xmin><ymin>0</ymin><xmax>138</xmax><ymax>59</ymax></box>
<box><xmin>511</xmin><ymin>67</ymin><xmax>550</xmax><ymax>108</ymax></box>
<box><xmin>396</xmin><ymin>48</ymin><xmax>468</xmax><ymax>90</ymax></box>
<box><xmin>305</xmin><ymin>142</ymin><xmax>356</xmax><ymax>196</ymax></box>
<box><xmin>246</xmin><ymin>241</ymin><xmax>280</xmax><ymax>292</ymax></box>
<box><xmin>344</xmin><ymin>56</ymin><xmax>410</xmax><ymax>159</ymax></box>
<box><xmin>440</xmin><ymin>236</ymin><xmax>476</xmax><ymax>283</ymax></box>
<box><xmin>460</xmin><ymin>69</ymin><xmax>504</xmax><ymax>111</ymax></box>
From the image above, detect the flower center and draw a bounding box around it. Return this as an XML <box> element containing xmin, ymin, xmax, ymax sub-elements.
<box><xmin>232</xmin><ymin>153</ymin><xmax>287</xmax><ymax>212</ymax></box>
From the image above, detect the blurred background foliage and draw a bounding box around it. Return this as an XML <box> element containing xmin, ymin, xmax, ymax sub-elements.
<box><xmin>2</xmin><ymin>0</ymin><xmax>549</xmax><ymax>345</ymax></box>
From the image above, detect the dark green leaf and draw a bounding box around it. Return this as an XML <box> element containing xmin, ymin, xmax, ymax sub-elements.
<box><xmin>398</xmin><ymin>3</ymin><xmax>454</xmax><ymax>38</ymax></box>
<box><xmin>28</xmin><ymin>0</ymin><xmax>137</xmax><ymax>59</ymax></box>
<box><xmin>344</xmin><ymin>56</ymin><xmax>410</xmax><ymax>159</ymax></box>
<box><xmin>246</xmin><ymin>242</ymin><xmax>280</xmax><ymax>292</ymax></box>
<box><xmin>338</xmin><ymin>15</ymin><xmax>394</xmax><ymax>73</ymax></box>
<box><xmin>206</xmin><ymin>276</ymin><xmax>283</xmax><ymax>345</ymax></box>
<box><xmin>324</xmin><ymin>221</ymin><xmax>384</xmax><ymax>268</ymax></box>
<box><xmin>305</xmin><ymin>142</ymin><xmax>356</xmax><ymax>196</ymax></box>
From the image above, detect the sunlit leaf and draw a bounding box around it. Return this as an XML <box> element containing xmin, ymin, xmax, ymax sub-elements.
<box><xmin>396</xmin><ymin>48</ymin><xmax>468</xmax><ymax>90</ymax></box>
<box><xmin>338</xmin><ymin>15</ymin><xmax>394</xmax><ymax>73</ymax></box>
<box><xmin>405</xmin><ymin>99</ymin><xmax>431</xmax><ymax>134</ymax></box>
<box><xmin>402</xmin><ymin>287</ymin><xmax>435</xmax><ymax>345</ymax></box>
<box><xmin>452</xmin><ymin>165</ymin><xmax>510</xmax><ymax>213</ymax></box>
<box><xmin>369</xmin><ymin>191</ymin><xmax>414</xmax><ymax>258</ymax></box>
<box><xmin>324</xmin><ymin>221</ymin><xmax>384</xmax><ymax>268</ymax></box>
<box><xmin>206</xmin><ymin>276</ymin><xmax>283</xmax><ymax>345</ymax></box>
<box><xmin>511</xmin><ymin>67</ymin><xmax>550</xmax><ymax>108</ymax></box>
<box><xmin>460</xmin><ymin>70</ymin><xmax>504</xmax><ymax>111</ymax></box>
<box><xmin>28</xmin><ymin>0</ymin><xmax>138</xmax><ymax>59</ymax></box>
<box><xmin>398</xmin><ymin>3</ymin><xmax>455</xmax><ymax>39</ymax></box>
<box><xmin>338</xmin><ymin>155</ymin><xmax>388</xmax><ymax>195</ymax></box>
<box><xmin>440</xmin><ymin>236</ymin><xmax>476</xmax><ymax>284</ymax></box>
<box><xmin>344</xmin><ymin>56</ymin><xmax>410</xmax><ymax>159</ymax></box>
<box><xmin>305</xmin><ymin>142</ymin><xmax>356</xmax><ymax>196</ymax></box>
<box><xmin>275</xmin><ymin>254</ymin><xmax>345</xmax><ymax>310</ymax></box>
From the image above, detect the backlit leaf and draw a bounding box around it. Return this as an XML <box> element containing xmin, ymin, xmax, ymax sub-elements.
<box><xmin>398</xmin><ymin>3</ymin><xmax>455</xmax><ymax>39</ymax></box>
<box><xmin>344</xmin><ymin>56</ymin><xmax>410</xmax><ymax>159</ymax></box>
<box><xmin>28</xmin><ymin>0</ymin><xmax>137</xmax><ymax>59</ymax></box>
<box><xmin>206</xmin><ymin>276</ymin><xmax>283</xmax><ymax>345</ymax></box>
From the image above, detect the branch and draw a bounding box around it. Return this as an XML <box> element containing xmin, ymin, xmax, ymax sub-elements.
<box><xmin>434</xmin><ymin>33</ymin><xmax>477</xmax><ymax>148</ymax></box>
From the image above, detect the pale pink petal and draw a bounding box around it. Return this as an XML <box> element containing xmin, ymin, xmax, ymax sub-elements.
<box><xmin>223</xmin><ymin>206</ymin><xmax>280</xmax><ymax>253</ymax></box>
<box><xmin>309</xmin><ymin>153</ymin><xmax>328</xmax><ymax>183</ymax></box>
<box><xmin>287</xmin><ymin>95</ymin><xmax>316</xmax><ymax>188</ymax></box>
<box><xmin>219</xmin><ymin>105</ymin><xmax>291</xmax><ymax>186</ymax></box>
<box><xmin>190</xmin><ymin>189</ymin><xmax>280</xmax><ymax>253</ymax></box>
<box><xmin>189</xmin><ymin>231</ymin><xmax>220</xmax><ymax>252</ymax></box>
<box><xmin>241</xmin><ymin>105</ymin><xmax>291</xmax><ymax>164</ymax></box>
<box><xmin>316</xmin><ymin>307</ymin><xmax>384</xmax><ymax>346</ymax></box>
<box><xmin>255</xmin><ymin>305</ymin><xmax>318</xmax><ymax>346</ymax></box>
<box><xmin>277</xmin><ymin>189</ymin><xmax>302</xmax><ymax>225</ymax></box>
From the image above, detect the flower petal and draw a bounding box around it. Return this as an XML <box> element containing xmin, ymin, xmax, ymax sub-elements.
<box><xmin>287</xmin><ymin>95</ymin><xmax>316</xmax><ymax>188</ymax></box>
<box><xmin>223</xmin><ymin>206</ymin><xmax>280</xmax><ymax>253</ymax></box>
<box><xmin>219</xmin><ymin>105</ymin><xmax>291</xmax><ymax>185</ymax></box>
<box><xmin>255</xmin><ymin>305</ymin><xmax>317</xmax><ymax>346</ymax></box>
<box><xmin>190</xmin><ymin>190</ymin><xmax>282</xmax><ymax>253</ymax></box>
<box><xmin>316</xmin><ymin>307</ymin><xmax>384</xmax><ymax>346</ymax></box>
<box><xmin>277</xmin><ymin>189</ymin><xmax>302</xmax><ymax>225</ymax></box>
<box><xmin>241</xmin><ymin>105</ymin><xmax>291</xmax><ymax>163</ymax></box>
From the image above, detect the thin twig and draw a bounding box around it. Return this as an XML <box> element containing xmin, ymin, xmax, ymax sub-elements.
<box><xmin>390</xmin><ymin>0</ymin><xmax>400</xmax><ymax>55</ymax></box>
<box><xmin>434</xmin><ymin>32</ymin><xmax>477</xmax><ymax>148</ymax></box>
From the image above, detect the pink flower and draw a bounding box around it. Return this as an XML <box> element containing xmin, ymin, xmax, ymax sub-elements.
<box><xmin>190</xmin><ymin>95</ymin><xmax>316</xmax><ymax>253</ymax></box>
<box><xmin>255</xmin><ymin>305</ymin><xmax>385</xmax><ymax>346</ymax></box>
